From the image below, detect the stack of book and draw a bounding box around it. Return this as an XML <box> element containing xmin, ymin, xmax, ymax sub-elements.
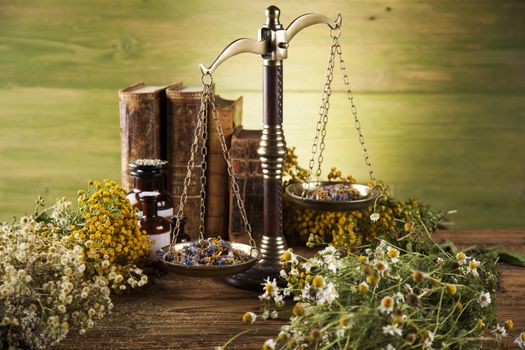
<box><xmin>119</xmin><ymin>82</ymin><xmax>253</xmax><ymax>241</ymax></box>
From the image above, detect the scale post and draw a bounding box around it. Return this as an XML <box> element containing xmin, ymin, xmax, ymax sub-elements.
<box><xmin>200</xmin><ymin>5</ymin><xmax>342</xmax><ymax>290</ymax></box>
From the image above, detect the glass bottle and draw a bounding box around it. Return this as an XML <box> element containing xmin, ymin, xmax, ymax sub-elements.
<box><xmin>139</xmin><ymin>195</ymin><xmax>171</xmax><ymax>254</ymax></box>
<box><xmin>126</xmin><ymin>159</ymin><xmax>174</xmax><ymax>220</ymax></box>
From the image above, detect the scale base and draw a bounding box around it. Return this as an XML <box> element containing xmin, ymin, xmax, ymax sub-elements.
<box><xmin>223</xmin><ymin>234</ymin><xmax>287</xmax><ymax>291</ymax></box>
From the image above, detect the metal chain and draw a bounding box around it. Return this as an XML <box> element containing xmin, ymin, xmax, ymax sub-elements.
<box><xmin>208</xmin><ymin>93</ymin><xmax>257</xmax><ymax>249</ymax></box>
<box><xmin>316</xmin><ymin>37</ymin><xmax>337</xmax><ymax>178</ymax></box>
<box><xmin>171</xmin><ymin>83</ymin><xmax>209</xmax><ymax>245</ymax></box>
<box><xmin>304</xmin><ymin>34</ymin><xmax>337</xmax><ymax>194</ymax></box>
<box><xmin>334</xmin><ymin>37</ymin><xmax>376</xmax><ymax>184</ymax></box>
<box><xmin>198</xmin><ymin>89</ymin><xmax>209</xmax><ymax>240</ymax></box>
<box><xmin>171</xmin><ymin>75</ymin><xmax>257</xmax><ymax>250</ymax></box>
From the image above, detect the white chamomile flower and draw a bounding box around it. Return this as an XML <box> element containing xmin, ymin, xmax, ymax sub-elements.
<box><xmin>379</xmin><ymin>296</ymin><xmax>395</xmax><ymax>314</ymax></box>
<box><xmin>302</xmin><ymin>262</ymin><xmax>313</xmax><ymax>273</ymax></box>
<box><xmin>491</xmin><ymin>324</ymin><xmax>508</xmax><ymax>340</ymax></box>
<box><xmin>358</xmin><ymin>282</ymin><xmax>369</xmax><ymax>294</ymax></box>
<box><xmin>279</xmin><ymin>269</ymin><xmax>288</xmax><ymax>279</ymax></box>
<box><xmin>479</xmin><ymin>291</ymin><xmax>492</xmax><ymax>308</ymax></box>
<box><xmin>263</xmin><ymin>338</ymin><xmax>276</xmax><ymax>350</ymax></box>
<box><xmin>374</xmin><ymin>260</ymin><xmax>390</xmax><ymax>276</ymax></box>
<box><xmin>375</xmin><ymin>240</ymin><xmax>387</xmax><ymax>255</ymax></box>
<box><xmin>321</xmin><ymin>246</ymin><xmax>337</xmax><ymax>256</ymax></box>
<box><xmin>387</xmin><ymin>248</ymin><xmax>400</xmax><ymax>263</ymax></box>
<box><xmin>317</xmin><ymin>282</ymin><xmax>339</xmax><ymax>305</ymax></box>
<box><xmin>393</xmin><ymin>292</ymin><xmax>405</xmax><ymax>303</ymax></box>
<box><xmin>382</xmin><ymin>324</ymin><xmax>402</xmax><ymax>336</ymax></box>
<box><xmin>327</xmin><ymin>260</ymin><xmax>342</xmax><ymax>273</ymax></box>
<box><xmin>242</xmin><ymin>311</ymin><xmax>257</xmax><ymax>324</ymax></box>
<box><xmin>262</xmin><ymin>277</ymin><xmax>278</xmax><ymax>298</ymax></box>
<box><xmin>466</xmin><ymin>258</ymin><xmax>480</xmax><ymax>277</ymax></box>
<box><xmin>515</xmin><ymin>332</ymin><xmax>525</xmax><ymax>349</ymax></box>
<box><xmin>300</xmin><ymin>283</ymin><xmax>312</xmax><ymax>301</ymax></box>
<box><xmin>262</xmin><ymin>310</ymin><xmax>270</xmax><ymax>320</ymax></box>
<box><xmin>270</xmin><ymin>310</ymin><xmax>279</xmax><ymax>319</ymax></box>
<box><xmin>384</xmin><ymin>345</ymin><xmax>396</xmax><ymax>350</ymax></box>
<box><xmin>370</xmin><ymin>212</ymin><xmax>380</xmax><ymax>222</ymax></box>
<box><xmin>274</xmin><ymin>294</ymin><xmax>285</xmax><ymax>308</ymax></box>
<box><xmin>422</xmin><ymin>330</ymin><xmax>434</xmax><ymax>349</ymax></box>
<box><xmin>259</xmin><ymin>293</ymin><xmax>270</xmax><ymax>302</ymax></box>
<box><xmin>456</xmin><ymin>252</ymin><xmax>469</xmax><ymax>265</ymax></box>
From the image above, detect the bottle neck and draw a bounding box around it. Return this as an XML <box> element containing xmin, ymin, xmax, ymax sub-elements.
<box><xmin>141</xmin><ymin>196</ymin><xmax>158</xmax><ymax>218</ymax></box>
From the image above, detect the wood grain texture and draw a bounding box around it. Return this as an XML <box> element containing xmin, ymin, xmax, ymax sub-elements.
<box><xmin>50</xmin><ymin>230</ymin><xmax>525</xmax><ymax>350</ymax></box>
<box><xmin>0</xmin><ymin>0</ymin><xmax>524</xmax><ymax>227</ymax></box>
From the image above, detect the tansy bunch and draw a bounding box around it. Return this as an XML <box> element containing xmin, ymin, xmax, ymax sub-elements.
<box><xmin>67</xmin><ymin>180</ymin><xmax>150</xmax><ymax>292</ymax></box>
<box><xmin>0</xmin><ymin>216</ymin><xmax>112</xmax><ymax>349</ymax></box>
<box><xmin>242</xmin><ymin>224</ymin><xmax>522</xmax><ymax>350</ymax></box>
<box><xmin>283</xmin><ymin>147</ymin><xmax>441</xmax><ymax>250</ymax></box>
<box><xmin>35</xmin><ymin>180</ymin><xmax>150</xmax><ymax>293</ymax></box>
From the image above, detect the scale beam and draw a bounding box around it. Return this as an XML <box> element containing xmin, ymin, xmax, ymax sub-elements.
<box><xmin>199</xmin><ymin>39</ymin><xmax>266</xmax><ymax>76</ymax></box>
<box><xmin>286</xmin><ymin>13</ymin><xmax>342</xmax><ymax>42</ymax></box>
<box><xmin>199</xmin><ymin>7</ymin><xmax>341</xmax><ymax>75</ymax></box>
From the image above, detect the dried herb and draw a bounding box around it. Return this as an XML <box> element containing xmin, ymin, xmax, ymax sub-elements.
<box><xmin>308</xmin><ymin>183</ymin><xmax>364</xmax><ymax>201</ymax></box>
<box><xmin>161</xmin><ymin>238</ymin><xmax>251</xmax><ymax>266</ymax></box>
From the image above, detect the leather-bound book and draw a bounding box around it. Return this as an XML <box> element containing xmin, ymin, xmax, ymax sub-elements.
<box><xmin>166</xmin><ymin>86</ymin><xmax>241</xmax><ymax>240</ymax></box>
<box><xmin>166</xmin><ymin>86</ymin><xmax>204</xmax><ymax>240</ymax></box>
<box><xmin>228</xmin><ymin>127</ymin><xmax>263</xmax><ymax>244</ymax></box>
<box><xmin>119</xmin><ymin>82</ymin><xmax>181</xmax><ymax>190</ymax></box>
<box><xmin>206</xmin><ymin>95</ymin><xmax>242</xmax><ymax>239</ymax></box>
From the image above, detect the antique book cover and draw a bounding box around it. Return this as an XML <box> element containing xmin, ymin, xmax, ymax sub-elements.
<box><xmin>206</xmin><ymin>95</ymin><xmax>242</xmax><ymax>238</ymax></box>
<box><xmin>166</xmin><ymin>86</ymin><xmax>241</xmax><ymax>240</ymax></box>
<box><xmin>228</xmin><ymin>127</ymin><xmax>263</xmax><ymax>244</ymax></box>
<box><xmin>119</xmin><ymin>82</ymin><xmax>181</xmax><ymax>190</ymax></box>
<box><xmin>166</xmin><ymin>86</ymin><xmax>204</xmax><ymax>240</ymax></box>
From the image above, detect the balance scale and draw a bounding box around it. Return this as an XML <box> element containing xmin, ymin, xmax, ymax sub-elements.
<box><xmin>159</xmin><ymin>5</ymin><xmax>379</xmax><ymax>291</ymax></box>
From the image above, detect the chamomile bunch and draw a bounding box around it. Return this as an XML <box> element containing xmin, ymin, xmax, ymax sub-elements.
<box><xmin>0</xmin><ymin>216</ymin><xmax>112</xmax><ymax>349</ymax></box>
<box><xmin>249</xmin><ymin>224</ymin><xmax>507</xmax><ymax>350</ymax></box>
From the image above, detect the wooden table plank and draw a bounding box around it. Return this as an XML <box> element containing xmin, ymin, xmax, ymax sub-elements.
<box><xmin>52</xmin><ymin>230</ymin><xmax>525</xmax><ymax>349</ymax></box>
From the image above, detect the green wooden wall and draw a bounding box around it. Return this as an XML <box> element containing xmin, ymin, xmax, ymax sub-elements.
<box><xmin>0</xmin><ymin>0</ymin><xmax>524</xmax><ymax>228</ymax></box>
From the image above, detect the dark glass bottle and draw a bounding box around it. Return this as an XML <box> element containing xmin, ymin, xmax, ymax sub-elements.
<box><xmin>126</xmin><ymin>159</ymin><xmax>174</xmax><ymax>220</ymax></box>
<box><xmin>139</xmin><ymin>195</ymin><xmax>172</xmax><ymax>254</ymax></box>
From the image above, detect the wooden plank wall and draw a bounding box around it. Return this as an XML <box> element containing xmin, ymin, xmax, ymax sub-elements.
<box><xmin>0</xmin><ymin>0</ymin><xmax>523</xmax><ymax>228</ymax></box>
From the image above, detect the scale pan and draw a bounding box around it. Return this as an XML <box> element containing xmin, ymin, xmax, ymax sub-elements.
<box><xmin>156</xmin><ymin>242</ymin><xmax>260</xmax><ymax>277</ymax></box>
<box><xmin>285</xmin><ymin>181</ymin><xmax>379</xmax><ymax>212</ymax></box>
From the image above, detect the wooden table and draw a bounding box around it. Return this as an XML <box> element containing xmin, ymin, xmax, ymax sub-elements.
<box><xmin>52</xmin><ymin>230</ymin><xmax>525</xmax><ymax>350</ymax></box>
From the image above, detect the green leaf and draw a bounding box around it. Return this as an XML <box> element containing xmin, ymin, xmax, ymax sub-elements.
<box><xmin>498</xmin><ymin>251</ymin><xmax>525</xmax><ymax>267</ymax></box>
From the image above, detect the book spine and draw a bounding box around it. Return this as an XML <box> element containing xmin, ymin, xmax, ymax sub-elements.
<box><xmin>119</xmin><ymin>82</ymin><xmax>165</xmax><ymax>191</ymax></box>
<box><xmin>205</xmin><ymin>96</ymin><xmax>241</xmax><ymax>239</ymax></box>
<box><xmin>228</xmin><ymin>128</ymin><xmax>264</xmax><ymax>244</ymax></box>
<box><xmin>166</xmin><ymin>87</ymin><xmax>203</xmax><ymax>240</ymax></box>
